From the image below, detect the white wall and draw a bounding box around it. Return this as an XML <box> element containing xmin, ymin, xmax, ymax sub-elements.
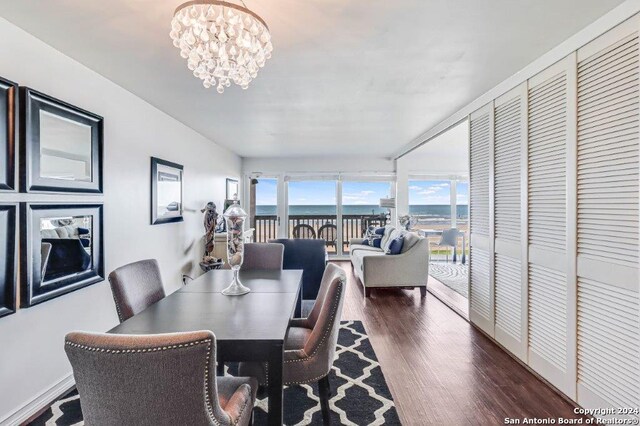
<box><xmin>0</xmin><ymin>18</ymin><xmax>241</xmax><ymax>424</ymax></box>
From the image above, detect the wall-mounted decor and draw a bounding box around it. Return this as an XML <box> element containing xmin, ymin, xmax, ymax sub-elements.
<box><xmin>226</xmin><ymin>177</ymin><xmax>239</xmax><ymax>200</ymax></box>
<box><xmin>0</xmin><ymin>203</ymin><xmax>17</xmax><ymax>318</ymax></box>
<box><xmin>20</xmin><ymin>87</ymin><xmax>103</xmax><ymax>193</ymax></box>
<box><xmin>21</xmin><ymin>203</ymin><xmax>104</xmax><ymax>307</ymax></box>
<box><xmin>151</xmin><ymin>157</ymin><xmax>183</xmax><ymax>225</ymax></box>
<box><xmin>0</xmin><ymin>77</ymin><xmax>17</xmax><ymax>191</ymax></box>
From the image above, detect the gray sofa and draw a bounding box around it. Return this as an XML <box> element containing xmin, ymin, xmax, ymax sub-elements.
<box><xmin>349</xmin><ymin>225</ymin><xmax>429</xmax><ymax>297</ymax></box>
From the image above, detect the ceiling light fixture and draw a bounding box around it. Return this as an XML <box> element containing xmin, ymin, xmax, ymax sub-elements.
<box><xmin>170</xmin><ymin>0</ymin><xmax>272</xmax><ymax>93</ymax></box>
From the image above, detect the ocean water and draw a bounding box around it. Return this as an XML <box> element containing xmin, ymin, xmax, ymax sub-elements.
<box><xmin>256</xmin><ymin>205</ymin><xmax>468</xmax><ymax>218</ymax></box>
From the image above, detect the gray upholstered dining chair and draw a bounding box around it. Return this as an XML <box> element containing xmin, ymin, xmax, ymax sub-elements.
<box><xmin>108</xmin><ymin>259</ymin><xmax>166</xmax><ymax>323</ymax></box>
<box><xmin>241</xmin><ymin>242</ymin><xmax>284</xmax><ymax>271</ymax></box>
<box><xmin>65</xmin><ymin>330</ymin><xmax>257</xmax><ymax>426</ymax></box>
<box><xmin>238</xmin><ymin>263</ymin><xmax>346</xmax><ymax>425</ymax></box>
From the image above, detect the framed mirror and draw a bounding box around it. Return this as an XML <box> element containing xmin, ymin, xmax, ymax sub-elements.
<box><xmin>226</xmin><ymin>178</ymin><xmax>239</xmax><ymax>200</ymax></box>
<box><xmin>20</xmin><ymin>87</ymin><xmax>103</xmax><ymax>193</ymax></box>
<box><xmin>151</xmin><ymin>157</ymin><xmax>184</xmax><ymax>225</ymax></box>
<box><xmin>0</xmin><ymin>76</ymin><xmax>17</xmax><ymax>191</ymax></box>
<box><xmin>21</xmin><ymin>203</ymin><xmax>104</xmax><ymax>307</ymax></box>
<box><xmin>0</xmin><ymin>203</ymin><xmax>17</xmax><ymax>318</ymax></box>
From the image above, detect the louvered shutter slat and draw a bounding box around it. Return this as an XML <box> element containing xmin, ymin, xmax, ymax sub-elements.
<box><xmin>528</xmin><ymin>73</ymin><xmax>567</xmax><ymax>251</ymax></box>
<box><xmin>576</xmin><ymin>32</ymin><xmax>640</xmax><ymax>412</ymax></box>
<box><xmin>470</xmin><ymin>112</ymin><xmax>491</xmax><ymax>237</ymax></box>
<box><xmin>470</xmin><ymin>247</ymin><xmax>491</xmax><ymax>321</ymax></box>
<box><xmin>577</xmin><ymin>35</ymin><xmax>640</xmax><ymax>267</ymax></box>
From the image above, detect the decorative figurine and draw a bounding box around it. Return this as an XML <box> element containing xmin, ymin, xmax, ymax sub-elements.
<box><xmin>200</xmin><ymin>202</ymin><xmax>223</xmax><ymax>271</ymax></box>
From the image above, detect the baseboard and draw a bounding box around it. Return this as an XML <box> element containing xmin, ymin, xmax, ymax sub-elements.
<box><xmin>1</xmin><ymin>374</ymin><xmax>75</xmax><ymax>426</ymax></box>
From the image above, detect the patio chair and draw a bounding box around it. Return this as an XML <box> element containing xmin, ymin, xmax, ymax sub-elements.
<box><xmin>433</xmin><ymin>228</ymin><xmax>460</xmax><ymax>263</ymax></box>
<box><xmin>293</xmin><ymin>223</ymin><xmax>316</xmax><ymax>239</ymax></box>
<box><xmin>318</xmin><ymin>223</ymin><xmax>337</xmax><ymax>249</ymax></box>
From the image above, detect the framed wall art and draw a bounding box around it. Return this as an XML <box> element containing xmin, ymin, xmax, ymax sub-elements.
<box><xmin>0</xmin><ymin>203</ymin><xmax>17</xmax><ymax>318</ymax></box>
<box><xmin>20</xmin><ymin>87</ymin><xmax>103</xmax><ymax>193</ymax></box>
<box><xmin>151</xmin><ymin>157</ymin><xmax>184</xmax><ymax>225</ymax></box>
<box><xmin>21</xmin><ymin>203</ymin><xmax>104</xmax><ymax>307</ymax></box>
<box><xmin>0</xmin><ymin>76</ymin><xmax>17</xmax><ymax>191</ymax></box>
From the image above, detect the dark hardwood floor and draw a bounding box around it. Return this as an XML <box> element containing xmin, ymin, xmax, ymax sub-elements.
<box><xmin>334</xmin><ymin>260</ymin><xmax>586</xmax><ymax>426</ymax></box>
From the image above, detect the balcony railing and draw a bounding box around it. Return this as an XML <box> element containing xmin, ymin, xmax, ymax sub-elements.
<box><xmin>253</xmin><ymin>214</ymin><xmax>387</xmax><ymax>253</ymax></box>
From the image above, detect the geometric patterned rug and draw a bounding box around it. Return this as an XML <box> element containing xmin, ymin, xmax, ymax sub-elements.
<box><xmin>429</xmin><ymin>262</ymin><xmax>469</xmax><ymax>298</ymax></box>
<box><xmin>29</xmin><ymin>321</ymin><xmax>401</xmax><ymax>426</ymax></box>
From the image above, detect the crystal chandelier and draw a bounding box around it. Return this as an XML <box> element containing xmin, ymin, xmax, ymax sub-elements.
<box><xmin>170</xmin><ymin>1</ymin><xmax>272</xmax><ymax>93</ymax></box>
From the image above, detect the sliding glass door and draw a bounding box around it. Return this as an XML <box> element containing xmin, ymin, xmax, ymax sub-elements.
<box><xmin>287</xmin><ymin>180</ymin><xmax>338</xmax><ymax>254</ymax></box>
<box><xmin>249</xmin><ymin>176</ymin><xmax>395</xmax><ymax>257</ymax></box>
<box><xmin>252</xmin><ymin>177</ymin><xmax>279</xmax><ymax>242</ymax></box>
<box><xmin>341</xmin><ymin>181</ymin><xmax>391</xmax><ymax>254</ymax></box>
<box><xmin>409</xmin><ymin>177</ymin><xmax>468</xmax><ymax>261</ymax></box>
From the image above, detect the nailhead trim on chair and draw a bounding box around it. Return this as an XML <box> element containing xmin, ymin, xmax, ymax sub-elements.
<box><xmin>286</xmin><ymin>372</ymin><xmax>331</xmax><ymax>386</ymax></box>
<box><xmin>110</xmin><ymin>287</ymin><xmax>126</xmax><ymax>323</ymax></box>
<box><xmin>282</xmin><ymin>278</ymin><xmax>344</xmax><ymax>386</ymax></box>
<box><xmin>257</xmin><ymin>276</ymin><xmax>344</xmax><ymax>388</ymax></box>
<box><xmin>202</xmin><ymin>341</ymin><xmax>222</xmax><ymax>426</ymax></box>
<box><xmin>230</xmin><ymin>384</ymin><xmax>252</xmax><ymax>426</ymax></box>
<box><xmin>66</xmin><ymin>338</ymin><xmax>234</xmax><ymax>426</ymax></box>
<box><xmin>284</xmin><ymin>280</ymin><xmax>343</xmax><ymax>365</ymax></box>
<box><xmin>65</xmin><ymin>339</ymin><xmax>212</xmax><ymax>353</ymax></box>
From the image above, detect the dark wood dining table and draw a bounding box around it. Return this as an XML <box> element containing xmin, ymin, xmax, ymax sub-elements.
<box><xmin>108</xmin><ymin>269</ymin><xmax>304</xmax><ymax>426</ymax></box>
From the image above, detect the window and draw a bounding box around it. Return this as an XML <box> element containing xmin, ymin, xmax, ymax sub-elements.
<box><xmin>254</xmin><ymin>178</ymin><xmax>278</xmax><ymax>242</ymax></box>
<box><xmin>408</xmin><ymin>179</ymin><xmax>452</xmax><ymax>231</ymax></box>
<box><xmin>456</xmin><ymin>181</ymin><xmax>469</xmax><ymax>230</ymax></box>
<box><xmin>342</xmin><ymin>181</ymin><xmax>391</xmax><ymax>253</ymax></box>
<box><xmin>287</xmin><ymin>180</ymin><xmax>338</xmax><ymax>253</ymax></box>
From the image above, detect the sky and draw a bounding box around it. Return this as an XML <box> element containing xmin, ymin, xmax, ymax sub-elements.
<box><xmin>256</xmin><ymin>178</ymin><xmax>468</xmax><ymax>206</ymax></box>
<box><xmin>408</xmin><ymin>180</ymin><xmax>468</xmax><ymax>205</ymax></box>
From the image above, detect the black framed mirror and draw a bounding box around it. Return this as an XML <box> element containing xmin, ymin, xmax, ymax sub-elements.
<box><xmin>151</xmin><ymin>157</ymin><xmax>184</xmax><ymax>225</ymax></box>
<box><xmin>21</xmin><ymin>203</ymin><xmax>104</xmax><ymax>307</ymax></box>
<box><xmin>0</xmin><ymin>76</ymin><xmax>17</xmax><ymax>191</ymax></box>
<box><xmin>0</xmin><ymin>203</ymin><xmax>17</xmax><ymax>318</ymax></box>
<box><xmin>20</xmin><ymin>87</ymin><xmax>103</xmax><ymax>193</ymax></box>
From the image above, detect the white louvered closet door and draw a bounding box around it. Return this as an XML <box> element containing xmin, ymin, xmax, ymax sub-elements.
<box><xmin>526</xmin><ymin>56</ymin><xmax>577</xmax><ymax>398</ymax></box>
<box><xmin>575</xmin><ymin>19</ymin><xmax>640</xmax><ymax>416</ymax></box>
<box><xmin>469</xmin><ymin>103</ymin><xmax>494</xmax><ymax>335</ymax></box>
<box><xmin>493</xmin><ymin>85</ymin><xmax>527</xmax><ymax>360</ymax></box>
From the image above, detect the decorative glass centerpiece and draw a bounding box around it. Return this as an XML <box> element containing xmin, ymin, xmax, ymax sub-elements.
<box><xmin>222</xmin><ymin>201</ymin><xmax>250</xmax><ymax>296</ymax></box>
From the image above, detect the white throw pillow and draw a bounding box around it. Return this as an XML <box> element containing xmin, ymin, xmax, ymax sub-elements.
<box><xmin>379</xmin><ymin>225</ymin><xmax>395</xmax><ymax>250</ymax></box>
<box><xmin>382</xmin><ymin>229</ymin><xmax>400</xmax><ymax>253</ymax></box>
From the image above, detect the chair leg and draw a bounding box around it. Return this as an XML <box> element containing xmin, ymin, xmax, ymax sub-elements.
<box><xmin>318</xmin><ymin>376</ymin><xmax>331</xmax><ymax>425</ymax></box>
<box><xmin>419</xmin><ymin>286</ymin><xmax>427</xmax><ymax>298</ymax></box>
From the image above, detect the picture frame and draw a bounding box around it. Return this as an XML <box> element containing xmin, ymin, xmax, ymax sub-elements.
<box><xmin>226</xmin><ymin>177</ymin><xmax>239</xmax><ymax>200</ymax></box>
<box><xmin>151</xmin><ymin>157</ymin><xmax>184</xmax><ymax>225</ymax></box>
<box><xmin>20</xmin><ymin>87</ymin><xmax>103</xmax><ymax>193</ymax></box>
<box><xmin>0</xmin><ymin>76</ymin><xmax>17</xmax><ymax>191</ymax></box>
<box><xmin>0</xmin><ymin>203</ymin><xmax>17</xmax><ymax>318</ymax></box>
<box><xmin>21</xmin><ymin>203</ymin><xmax>104</xmax><ymax>307</ymax></box>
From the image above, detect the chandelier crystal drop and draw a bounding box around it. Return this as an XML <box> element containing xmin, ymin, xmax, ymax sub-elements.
<box><xmin>170</xmin><ymin>1</ymin><xmax>272</xmax><ymax>93</ymax></box>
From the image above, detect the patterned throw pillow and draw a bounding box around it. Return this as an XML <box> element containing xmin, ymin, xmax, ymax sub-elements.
<box><xmin>365</xmin><ymin>226</ymin><xmax>385</xmax><ymax>248</ymax></box>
